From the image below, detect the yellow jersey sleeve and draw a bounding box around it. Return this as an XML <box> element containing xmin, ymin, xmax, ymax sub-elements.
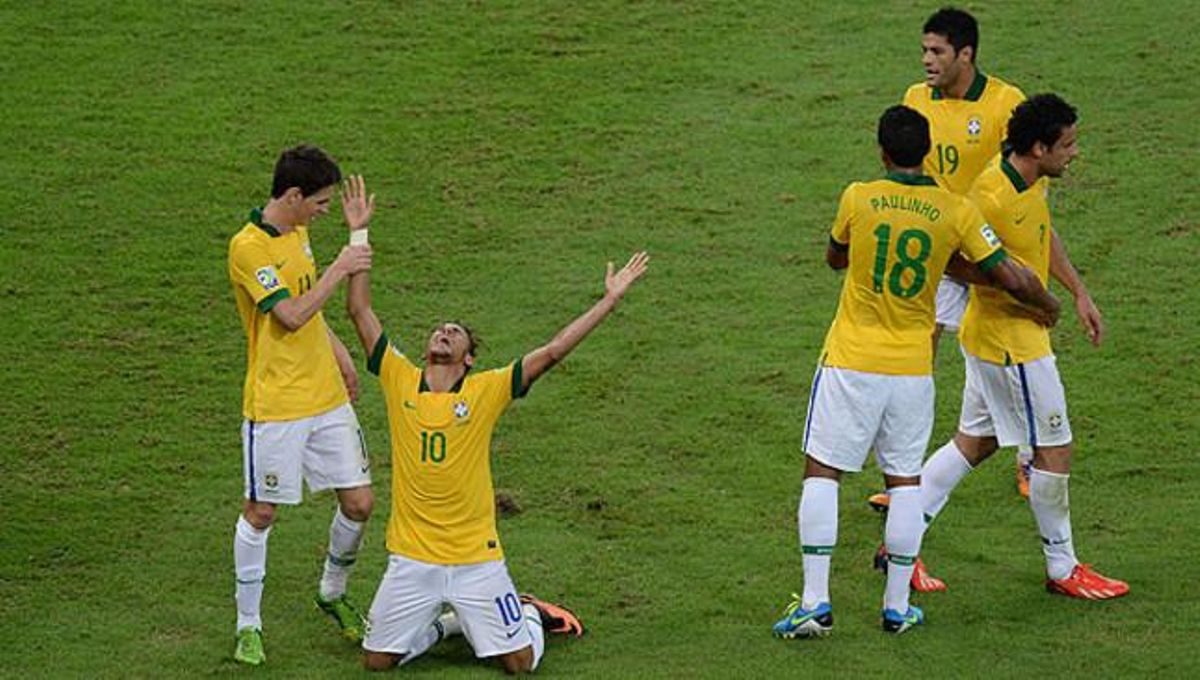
<box><xmin>830</xmin><ymin>183</ymin><xmax>857</xmax><ymax>245</ymax></box>
<box><xmin>229</xmin><ymin>232</ymin><xmax>291</xmax><ymax>312</ymax></box>
<box><xmin>957</xmin><ymin>201</ymin><xmax>1007</xmax><ymax>269</ymax></box>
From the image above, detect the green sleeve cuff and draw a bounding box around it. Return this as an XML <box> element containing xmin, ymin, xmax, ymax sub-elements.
<box><xmin>977</xmin><ymin>248</ymin><xmax>1008</xmax><ymax>273</ymax></box>
<box><xmin>829</xmin><ymin>236</ymin><xmax>849</xmax><ymax>253</ymax></box>
<box><xmin>511</xmin><ymin>357</ymin><xmax>528</xmax><ymax>399</ymax></box>
<box><xmin>367</xmin><ymin>332</ymin><xmax>389</xmax><ymax>376</ymax></box>
<box><xmin>257</xmin><ymin>288</ymin><xmax>291</xmax><ymax>313</ymax></box>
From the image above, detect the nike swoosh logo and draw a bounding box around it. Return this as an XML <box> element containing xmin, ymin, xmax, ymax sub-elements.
<box><xmin>274</xmin><ymin>260</ymin><xmax>286</xmax><ymax>268</ymax></box>
<box><xmin>505</xmin><ymin>628</ymin><xmax>522</xmax><ymax>639</ymax></box>
<box><xmin>1014</xmin><ymin>216</ymin><xmax>1026</xmax><ymax>224</ymax></box>
<box><xmin>403</xmin><ymin>401</ymin><xmax>416</xmax><ymax>410</ymax></box>
<box><xmin>360</xmin><ymin>465</ymin><xmax>370</xmax><ymax>474</ymax></box>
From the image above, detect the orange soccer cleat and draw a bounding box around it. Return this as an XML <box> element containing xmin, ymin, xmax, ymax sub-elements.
<box><xmin>873</xmin><ymin>545</ymin><xmax>947</xmax><ymax>592</ymax></box>
<box><xmin>867</xmin><ymin>492</ymin><xmax>891</xmax><ymax>513</ymax></box>
<box><xmin>1046</xmin><ymin>564</ymin><xmax>1129</xmax><ymax>600</ymax></box>
<box><xmin>1016</xmin><ymin>457</ymin><xmax>1032</xmax><ymax>499</ymax></box>
<box><xmin>520</xmin><ymin>594</ymin><xmax>585</xmax><ymax>637</ymax></box>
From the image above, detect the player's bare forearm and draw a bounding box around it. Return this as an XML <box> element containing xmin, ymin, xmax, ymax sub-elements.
<box><xmin>327</xmin><ymin>325</ymin><xmax>360</xmax><ymax>400</ymax></box>
<box><xmin>1049</xmin><ymin>230</ymin><xmax>1103</xmax><ymax>345</ymax></box>
<box><xmin>271</xmin><ymin>246</ymin><xmax>370</xmax><ymax>332</ymax></box>
<box><xmin>945</xmin><ymin>253</ymin><xmax>992</xmax><ymax>285</ymax></box>
<box><xmin>992</xmin><ymin>259</ymin><xmax>1060</xmax><ymax>326</ymax></box>
<box><xmin>522</xmin><ymin>295</ymin><xmax>618</xmax><ymax>388</ymax></box>
<box><xmin>1049</xmin><ymin>230</ymin><xmax>1088</xmax><ymax>299</ymax></box>
<box><xmin>521</xmin><ymin>252</ymin><xmax>649</xmax><ymax>389</ymax></box>
<box><xmin>346</xmin><ymin>271</ymin><xmax>383</xmax><ymax>355</ymax></box>
<box><xmin>271</xmin><ymin>265</ymin><xmax>348</xmax><ymax>332</ymax></box>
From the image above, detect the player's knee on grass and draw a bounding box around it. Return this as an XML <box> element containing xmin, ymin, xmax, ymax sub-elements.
<box><xmin>242</xmin><ymin>500</ymin><xmax>276</xmax><ymax>529</ymax></box>
<box><xmin>363</xmin><ymin>650</ymin><xmax>403</xmax><ymax>671</ymax></box>
<box><xmin>498</xmin><ymin>646</ymin><xmax>535</xmax><ymax>675</ymax></box>
<box><xmin>337</xmin><ymin>486</ymin><xmax>374</xmax><ymax>522</ymax></box>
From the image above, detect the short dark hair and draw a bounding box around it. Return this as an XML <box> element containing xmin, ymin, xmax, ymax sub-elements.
<box><xmin>924</xmin><ymin>7</ymin><xmax>979</xmax><ymax>61</ymax></box>
<box><xmin>878</xmin><ymin>105</ymin><xmax>931</xmax><ymax>168</ymax></box>
<box><xmin>1007</xmin><ymin>94</ymin><xmax>1078</xmax><ymax>155</ymax></box>
<box><xmin>271</xmin><ymin>144</ymin><xmax>342</xmax><ymax>198</ymax></box>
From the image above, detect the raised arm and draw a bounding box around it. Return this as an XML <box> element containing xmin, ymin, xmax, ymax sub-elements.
<box><xmin>270</xmin><ymin>246</ymin><xmax>371</xmax><ymax>331</ymax></box>
<box><xmin>340</xmin><ymin>175</ymin><xmax>384</xmax><ymax>355</ymax></box>
<box><xmin>1050</xmin><ymin>229</ymin><xmax>1102</xmax><ymax>346</ymax></box>
<box><xmin>520</xmin><ymin>252</ymin><xmax>650</xmax><ymax>391</ymax></box>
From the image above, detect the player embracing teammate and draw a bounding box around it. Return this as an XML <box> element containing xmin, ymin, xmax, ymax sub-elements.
<box><xmin>774</xmin><ymin>6</ymin><xmax>1127</xmax><ymax>640</ymax></box>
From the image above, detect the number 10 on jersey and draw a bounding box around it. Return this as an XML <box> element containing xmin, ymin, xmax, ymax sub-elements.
<box><xmin>420</xmin><ymin>431</ymin><xmax>446</xmax><ymax>463</ymax></box>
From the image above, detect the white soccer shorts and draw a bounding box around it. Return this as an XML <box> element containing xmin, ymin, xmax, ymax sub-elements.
<box><xmin>934</xmin><ymin>276</ymin><xmax>970</xmax><ymax>331</ymax></box>
<box><xmin>242</xmin><ymin>403</ymin><xmax>371</xmax><ymax>504</ymax></box>
<box><xmin>958</xmin><ymin>351</ymin><xmax>1073</xmax><ymax>448</ymax></box>
<box><xmin>363</xmin><ymin>554</ymin><xmax>537</xmax><ymax>660</ymax></box>
<box><xmin>802</xmin><ymin>365</ymin><xmax>934</xmax><ymax>477</ymax></box>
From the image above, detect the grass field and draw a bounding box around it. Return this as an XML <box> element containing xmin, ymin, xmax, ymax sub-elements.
<box><xmin>2</xmin><ymin>1</ymin><xmax>1198</xmax><ymax>677</ymax></box>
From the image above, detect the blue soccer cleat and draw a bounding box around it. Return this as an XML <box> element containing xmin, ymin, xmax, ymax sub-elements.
<box><xmin>881</xmin><ymin>605</ymin><xmax>924</xmax><ymax>634</ymax></box>
<box><xmin>772</xmin><ymin>594</ymin><xmax>833</xmax><ymax>639</ymax></box>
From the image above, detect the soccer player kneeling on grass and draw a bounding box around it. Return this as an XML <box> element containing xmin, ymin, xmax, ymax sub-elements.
<box><xmin>771</xmin><ymin>105</ymin><xmax>1058</xmax><ymax>638</ymax></box>
<box><xmin>227</xmin><ymin>146</ymin><xmax>377</xmax><ymax>665</ymax></box>
<box><xmin>892</xmin><ymin>94</ymin><xmax>1128</xmax><ymax>600</ymax></box>
<box><xmin>340</xmin><ymin>176</ymin><xmax>648</xmax><ymax>672</ymax></box>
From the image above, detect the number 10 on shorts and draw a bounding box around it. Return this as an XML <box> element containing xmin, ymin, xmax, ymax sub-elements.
<box><xmin>495</xmin><ymin>592</ymin><xmax>523</xmax><ymax>625</ymax></box>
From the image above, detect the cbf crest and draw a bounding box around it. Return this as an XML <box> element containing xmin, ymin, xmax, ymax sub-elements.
<box><xmin>967</xmin><ymin>115</ymin><xmax>983</xmax><ymax>137</ymax></box>
<box><xmin>453</xmin><ymin>400</ymin><xmax>470</xmax><ymax>419</ymax></box>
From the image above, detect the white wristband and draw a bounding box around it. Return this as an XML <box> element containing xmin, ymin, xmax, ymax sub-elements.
<box><xmin>349</xmin><ymin>229</ymin><xmax>369</xmax><ymax>246</ymax></box>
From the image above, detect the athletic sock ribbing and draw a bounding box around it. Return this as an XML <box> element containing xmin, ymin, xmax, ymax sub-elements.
<box><xmin>799</xmin><ymin>477</ymin><xmax>839</xmax><ymax>610</ymax></box>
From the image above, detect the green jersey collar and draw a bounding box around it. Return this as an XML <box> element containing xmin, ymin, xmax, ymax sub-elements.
<box><xmin>249</xmin><ymin>208</ymin><xmax>281</xmax><ymax>237</ymax></box>
<box><xmin>931</xmin><ymin>70</ymin><xmax>988</xmax><ymax>102</ymax></box>
<box><xmin>884</xmin><ymin>171</ymin><xmax>938</xmax><ymax>186</ymax></box>
<box><xmin>419</xmin><ymin>370</ymin><xmax>465</xmax><ymax>393</ymax></box>
<box><xmin>1000</xmin><ymin>157</ymin><xmax>1031</xmax><ymax>193</ymax></box>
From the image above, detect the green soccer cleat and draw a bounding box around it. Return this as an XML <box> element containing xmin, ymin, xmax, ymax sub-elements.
<box><xmin>234</xmin><ymin>627</ymin><xmax>265</xmax><ymax>666</ymax></box>
<box><xmin>315</xmin><ymin>594</ymin><xmax>367</xmax><ymax>642</ymax></box>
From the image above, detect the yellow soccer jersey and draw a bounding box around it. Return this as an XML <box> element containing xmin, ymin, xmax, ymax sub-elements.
<box><xmin>960</xmin><ymin>158</ymin><xmax>1054</xmax><ymax>364</ymax></box>
<box><xmin>822</xmin><ymin>173</ymin><xmax>1007</xmax><ymax>375</ymax></box>
<box><xmin>368</xmin><ymin>334</ymin><xmax>526</xmax><ymax>565</ymax></box>
<box><xmin>903</xmin><ymin>72</ymin><xmax>1026</xmax><ymax>195</ymax></box>
<box><xmin>228</xmin><ymin>208</ymin><xmax>347</xmax><ymax>421</ymax></box>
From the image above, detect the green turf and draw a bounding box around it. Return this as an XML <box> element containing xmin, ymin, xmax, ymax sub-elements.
<box><xmin>2</xmin><ymin>1</ymin><xmax>1197</xmax><ymax>677</ymax></box>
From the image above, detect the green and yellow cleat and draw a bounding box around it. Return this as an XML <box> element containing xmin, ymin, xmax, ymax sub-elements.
<box><xmin>234</xmin><ymin>627</ymin><xmax>265</xmax><ymax>666</ymax></box>
<box><xmin>315</xmin><ymin>594</ymin><xmax>367</xmax><ymax>642</ymax></box>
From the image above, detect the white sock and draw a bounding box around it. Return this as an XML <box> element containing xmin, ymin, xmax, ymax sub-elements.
<box><xmin>883</xmin><ymin>486</ymin><xmax>923</xmax><ymax>613</ymax></box>
<box><xmin>1028</xmin><ymin>468</ymin><xmax>1078</xmax><ymax>580</ymax></box>
<box><xmin>798</xmin><ymin>477</ymin><xmax>838</xmax><ymax>610</ymax></box>
<box><xmin>921</xmin><ymin>440</ymin><xmax>974</xmax><ymax>524</ymax></box>
<box><xmin>234</xmin><ymin>515</ymin><xmax>270</xmax><ymax>631</ymax></box>
<box><xmin>319</xmin><ymin>507</ymin><xmax>365</xmax><ymax>600</ymax></box>
<box><xmin>521</xmin><ymin>603</ymin><xmax>545</xmax><ymax>671</ymax></box>
<box><xmin>1016</xmin><ymin>444</ymin><xmax>1033</xmax><ymax>466</ymax></box>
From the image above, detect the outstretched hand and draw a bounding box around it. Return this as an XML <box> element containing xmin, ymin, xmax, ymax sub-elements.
<box><xmin>605</xmin><ymin>251</ymin><xmax>650</xmax><ymax>300</ymax></box>
<box><xmin>341</xmin><ymin>174</ymin><xmax>375</xmax><ymax>231</ymax></box>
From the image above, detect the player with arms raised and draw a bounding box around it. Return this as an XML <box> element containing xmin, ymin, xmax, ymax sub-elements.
<box><xmin>772</xmin><ymin>106</ymin><xmax>1058</xmax><ymax>639</ymax></box>
<box><xmin>339</xmin><ymin>176</ymin><xmax>649</xmax><ymax>672</ymax></box>
<box><xmin>910</xmin><ymin>94</ymin><xmax>1128</xmax><ymax>600</ymax></box>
